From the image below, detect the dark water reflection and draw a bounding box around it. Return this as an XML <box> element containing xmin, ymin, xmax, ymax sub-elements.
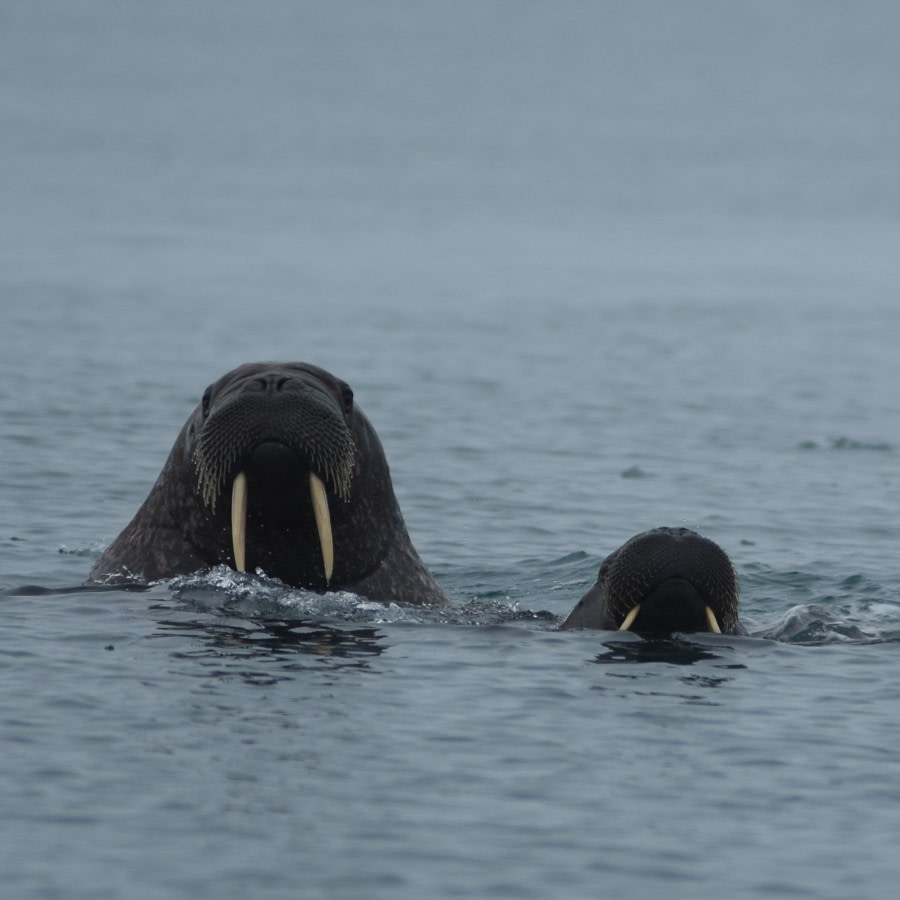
<box><xmin>591</xmin><ymin>635</ymin><xmax>748</xmax><ymax>668</ymax></box>
<box><xmin>155</xmin><ymin>615</ymin><xmax>387</xmax><ymax>684</ymax></box>
<box><xmin>587</xmin><ymin>636</ymin><xmax>749</xmax><ymax>706</ymax></box>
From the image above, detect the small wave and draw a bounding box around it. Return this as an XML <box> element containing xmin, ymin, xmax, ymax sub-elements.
<box><xmin>798</xmin><ymin>436</ymin><xmax>893</xmax><ymax>452</ymax></box>
<box><xmin>737</xmin><ymin>563</ymin><xmax>900</xmax><ymax>643</ymax></box>
<box><xmin>829</xmin><ymin>436</ymin><xmax>893</xmax><ymax>452</ymax></box>
<box><xmin>756</xmin><ymin>598</ymin><xmax>900</xmax><ymax>645</ymax></box>
<box><xmin>621</xmin><ymin>465</ymin><xmax>654</xmax><ymax>479</ymax></box>
<box><xmin>169</xmin><ymin>567</ymin><xmax>410</xmax><ymax>623</ymax></box>
<box><xmin>168</xmin><ymin>566</ymin><xmax>558</xmax><ymax>628</ymax></box>
<box><xmin>57</xmin><ymin>542</ymin><xmax>106</xmax><ymax>558</ymax></box>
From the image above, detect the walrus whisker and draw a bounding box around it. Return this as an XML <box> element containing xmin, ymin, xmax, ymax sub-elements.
<box><xmin>309</xmin><ymin>472</ymin><xmax>334</xmax><ymax>586</ymax></box>
<box><xmin>705</xmin><ymin>606</ymin><xmax>722</xmax><ymax>634</ymax></box>
<box><xmin>231</xmin><ymin>471</ymin><xmax>248</xmax><ymax>573</ymax></box>
<box><xmin>619</xmin><ymin>604</ymin><xmax>641</xmax><ymax>631</ymax></box>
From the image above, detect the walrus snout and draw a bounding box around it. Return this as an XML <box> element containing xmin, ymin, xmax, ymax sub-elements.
<box><xmin>193</xmin><ymin>377</ymin><xmax>356</xmax><ymax>512</ymax></box>
<box><xmin>561</xmin><ymin>527</ymin><xmax>741</xmax><ymax>634</ymax></box>
<box><xmin>617</xmin><ymin>576</ymin><xmax>717</xmax><ymax>633</ymax></box>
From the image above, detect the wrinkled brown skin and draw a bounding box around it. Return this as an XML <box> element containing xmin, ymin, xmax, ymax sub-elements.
<box><xmin>86</xmin><ymin>362</ymin><xmax>448</xmax><ymax>606</ymax></box>
<box><xmin>560</xmin><ymin>527</ymin><xmax>744</xmax><ymax>634</ymax></box>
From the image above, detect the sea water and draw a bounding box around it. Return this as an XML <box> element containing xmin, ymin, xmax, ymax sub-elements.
<box><xmin>3</xmin><ymin>2</ymin><xmax>900</xmax><ymax>898</ymax></box>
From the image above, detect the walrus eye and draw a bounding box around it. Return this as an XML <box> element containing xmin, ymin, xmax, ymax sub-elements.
<box><xmin>201</xmin><ymin>386</ymin><xmax>212</xmax><ymax>418</ymax></box>
<box><xmin>340</xmin><ymin>384</ymin><xmax>354</xmax><ymax>415</ymax></box>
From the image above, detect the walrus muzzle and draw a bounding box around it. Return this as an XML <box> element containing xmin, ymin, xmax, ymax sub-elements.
<box><xmin>192</xmin><ymin>386</ymin><xmax>355</xmax><ymax>585</ymax></box>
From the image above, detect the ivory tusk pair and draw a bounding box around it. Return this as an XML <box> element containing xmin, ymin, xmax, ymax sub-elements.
<box><xmin>618</xmin><ymin>603</ymin><xmax>722</xmax><ymax>633</ymax></box>
<box><xmin>230</xmin><ymin>471</ymin><xmax>334</xmax><ymax>585</ymax></box>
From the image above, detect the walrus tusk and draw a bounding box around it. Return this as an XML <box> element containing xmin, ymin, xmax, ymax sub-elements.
<box><xmin>231</xmin><ymin>471</ymin><xmax>333</xmax><ymax>585</ymax></box>
<box><xmin>231</xmin><ymin>471</ymin><xmax>248</xmax><ymax>573</ymax></box>
<box><xmin>705</xmin><ymin>606</ymin><xmax>722</xmax><ymax>634</ymax></box>
<box><xmin>309</xmin><ymin>472</ymin><xmax>334</xmax><ymax>586</ymax></box>
<box><xmin>619</xmin><ymin>604</ymin><xmax>641</xmax><ymax>631</ymax></box>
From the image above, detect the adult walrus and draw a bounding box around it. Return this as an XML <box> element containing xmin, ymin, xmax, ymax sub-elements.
<box><xmin>560</xmin><ymin>527</ymin><xmax>743</xmax><ymax>634</ymax></box>
<box><xmin>87</xmin><ymin>362</ymin><xmax>448</xmax><ymax>606</ymax></box>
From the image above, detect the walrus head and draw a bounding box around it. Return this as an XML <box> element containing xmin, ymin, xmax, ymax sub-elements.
<box><xmin>190</xmin><ymin>365</ymin><xmax>357</xmax><ymax>585</ymax></box>
<box><xmin>561</xmin><ymin>527</ymin><xmax>741</xmax><ymax>634</ymax></box>
<box><xmin>157</xmin><ymin>361</ymin><xmax>391</xmax><ymax>591</ymax></box>
<box><xmin>88</xmin><ymin>360</ymin><xmax>452</xmax><ymax>603</ymax></box>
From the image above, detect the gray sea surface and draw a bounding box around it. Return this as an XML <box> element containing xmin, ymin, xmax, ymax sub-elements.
<box><xmin>4</xmin><ymin>2</ymin><xmax>900</xmax><ymax>898</ymax></box>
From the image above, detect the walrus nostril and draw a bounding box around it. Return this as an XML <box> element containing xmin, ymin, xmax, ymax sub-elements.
<box><xmin>247</xmin><ymin>374</ymin><xmax>291</xmax><ymax>393</ymax></box>
<box><xmin>246</xmin><ymin>374</ymin><xmax>321</xmax><ymax>395</ymax></box>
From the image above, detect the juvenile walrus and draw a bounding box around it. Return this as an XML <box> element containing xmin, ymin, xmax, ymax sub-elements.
<box><xmin>561</xmin><ymin>527</ymin><xmax>742</xmax><ymax>634</ymax></box>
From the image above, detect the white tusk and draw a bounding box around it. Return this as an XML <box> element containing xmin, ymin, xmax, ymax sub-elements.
<box><xmin>309</xmin><ymin>472</ymin><xmax>334</xmax><ymax>586</ymax></box>
<box><xmin>231</xmin><ymin>471</ymin><xmax>248</xmax><ymax>573</ymax></box>
<box><xmin>619</xmin><ymin>604</ymin><xmax>641</xmax><ymax>632</ymax></box>
<box><xmin>705</xmin><ymin>606</ymin><xmax>722</xmax><ymax>634</ymax></box>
